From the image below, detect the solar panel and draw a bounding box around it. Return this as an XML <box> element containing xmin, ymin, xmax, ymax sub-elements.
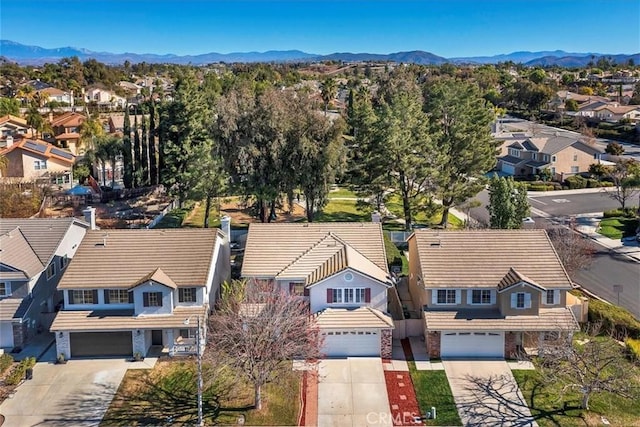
<box><xmin>51</xmin><ymin>148</ymin><xmax>74</xmax><ymax>160</ymax></box>
<box><xmin>24</xmin><ymin>141</ymin><xmax>47</xmax><ymax>153</ymax></box>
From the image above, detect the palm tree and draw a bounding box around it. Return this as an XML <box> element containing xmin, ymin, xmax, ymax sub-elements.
<box><xmin>92</xmin><ymin>135</ymin><xmax>122</xmax><ymax>188</ymax></box>
<box><xmin>79</xmin><ymin>116</ymin><xmax>104</xmax><ymax>152</ymax></box>
<box><xmin>26</xmin><ymin>105</ymin><xmax>44</xmax><ymax>138</ymax></box>
<box><xmin>17</xmin><ymin>85</ymin><xmax>35</xmax><ymax>106</ymax></box>
<box><xmin>320</xmin><ymin>78</ymin><xmax>337</xmax><ymax>113</ymax></box>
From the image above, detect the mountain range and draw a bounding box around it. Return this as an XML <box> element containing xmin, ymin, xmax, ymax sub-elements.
<box><xmin>1</xmin><ymin>40</ymin><xmax>638</xmax><ymax>67</ymax></box>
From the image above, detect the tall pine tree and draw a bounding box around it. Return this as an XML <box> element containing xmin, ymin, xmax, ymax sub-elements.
<box><xmin>140</xmin><ymin>109</ymin><xmax>149</xmax><ymax>186</ymax></box>
<box><xmin>133</xmin><ymin>114</ymin><xmax>142</xmax><ymax>188</ymax></box>
<box><xmin>148</xmin><ymin>100</ymin><xmax>158</xmax><ymax>185</ymax></box>
<box><xmin>122</xmin><ymin>106</ymin><xmax>133</xmax><ymax>189</ymax></box>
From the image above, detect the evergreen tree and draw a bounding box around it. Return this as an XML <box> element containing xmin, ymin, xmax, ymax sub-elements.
<box><xmin>133</xmin><ymin>114</ymin><xmax>142</xmax><ymax>187</ymax></box>
<box><xmin>140</xmin><ymin>110</ymin><xmax>149</xmax><ymax>186</ymax></box>
<box><xmin>122</xmin><ymin>107</ymin><xmax>133</xmax><ymax>189</ymax></box>
<box><xmin>148</xmin><ymin>100</ymin><xmax>158</xmax><ymax>185</ymax></box>
<box><xmin>487</xmin><ymin>175</ymin><xmax>530</xmax><ymax>229</ymax></box>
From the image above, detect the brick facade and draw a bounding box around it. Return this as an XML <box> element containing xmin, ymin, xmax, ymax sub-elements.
<box><xmin>504</xmin><ymin>332</ymin><xmax>518</xmax><ymax>358</ymax></box>
<box><xmin>381</xmin><ymin>329</ymin><xmax>393</xmax><ymax>359</ymax></box>
<box><xmin>426</xmin><ymin>331</ymin><xmax>440</xmax><ymax>359</ymax></box>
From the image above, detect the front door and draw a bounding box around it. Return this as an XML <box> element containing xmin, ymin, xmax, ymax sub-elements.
<box><xmin>151</xmin><ymin>330</ymin><xmax>163</xmax><ymax>346</ymax></box>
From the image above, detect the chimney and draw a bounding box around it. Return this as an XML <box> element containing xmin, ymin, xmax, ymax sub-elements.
<box><xmin>83</xmin><ymin>206</ymin><xmax>97</xmax><ymax>230</ymax></box>
<box><xmin>5</xmin><ymin>135</ymin><xmax>13</xmax><ymax>148</ymax></box>
<box><xmin>220</xmin><ymin>215</ymin><xmax>231</xmax><ymax>241</ymax></box>
<box><xmin>371</xmin><ymin>211</ymin><xmax>382</xmax><ymax>223</ymax></box>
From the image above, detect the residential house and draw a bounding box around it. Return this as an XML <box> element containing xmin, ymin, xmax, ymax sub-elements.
<box><xmin>107</xmin><ymin>113</ymin><xmax>147</xmax><ymax>134</ymax></box>
<box><xmin>51</xmin><ymin>228</ymin><xmax>230</xmax><ymax>359</ymax></box>
<box><xmin>498</xmin><ymin>133</ymin><xmax>603</xmax><ymax>181</ymax></box>
<box><xmin>0</xmin><ymin>218</ymin><xmax>89</xmax><ymax>351</ymax></box>
<box><xmin>85</xmin><ymin>88</ymin><xmax>127</xmax><ymax>109</ymax></box>
<box><xmin>37</xmin><ymin>87</ymin><xmax>73</xmax><ymax>106</ymax></box>
<box><xmin>407</xmin><ymin>230</ymin><xmax>579</xmax><ymax>359</ymax></box>
<box><xmin>0</xmin><ymin>115</ymin><xmax>29</xmax><ymax>148</ymax></box>
<box><xmin>241</xmin><ymin>223</ymin><xmax>394</xmax><ymax>358</ymax></box>
<box><xmin>0</xmin><ymin>136</ymin><xmax>75</xmax><ymax>187</ymax></box>
<box><xmin>594</xmin><ymin>104</ymin><xmax>640</xmax><ymax>123</ymax></box>
<box><xmin>50</xmin><ymin>112</ymin><xmax>86</xmax><ymax>155</ymax></box>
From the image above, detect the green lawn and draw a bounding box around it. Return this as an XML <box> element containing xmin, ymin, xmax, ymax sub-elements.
<box><xmin>183</xmin><ymin>201</ymin><xmax>221</xmax><ymax>228</ymax></box>
<box><xmin>315</xmin><ymin>199</ymin><xmax>371</xmax><ymax>222</ymax></box>
<box><xmin>327</xmin><ymin>186</ymin><xmax>358</xmax><ymax>199</ymax></box>
<box><xmin>385</xmin><ymin>194</ymin><xmax>463</xmax><ymax>229</ymax></box>
<box><xmin>152</xmin><ymin>208</ymin><xmax>191</xmax><ymax>228</ymax></box>
<box><xmin>101</xmin><ymin>360</ymin><xmax>300</xmax><ymax>426</ymax></box>
<box><xmin>409</xmin><ymin>362</ymin><xmax>461</xmax><ymax>426</ymax></box>
<box><xmin>598</xmin><ymin>217</ymin><xmax>639</xmax><ymax>240</ymax></box>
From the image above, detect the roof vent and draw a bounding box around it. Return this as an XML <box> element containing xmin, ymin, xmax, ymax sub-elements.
<box><xmin>430</xmin><ymin>241</ymin><xmax>441</xmax><ymax>247</ymax></box>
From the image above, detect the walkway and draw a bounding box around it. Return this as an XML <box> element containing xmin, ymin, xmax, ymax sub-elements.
<box><xmin>572</xmin><ymin>213</ymin><xmax>640</xmax><ymax>262</ymax></box>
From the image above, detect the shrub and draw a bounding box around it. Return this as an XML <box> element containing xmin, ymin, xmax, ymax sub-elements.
<box><xmin>527</xmin><ymin>183</ymin><xmax>555</xmax><ymax>191</ymax></box>
<box><xmin>588</xmin><ymin>299</ymin><xmax>640</xmax><ymax>339</ymax></box>
<box><xmin>384</xmin><ymin>232</ymin><xmax>402</xmax><ymax>268</ymax></box>
<box><xmin>626</xmin><ymin>338</ymin><xmax>640</xmax><ymax>360</ymax></box>
<box><xmin>4</xmin><ymin>357</ymin><xmax>36</xmax><ymax>386</ymax></box>
<box><xmin>565</xmin><ymin>175</ymin><xmax>587</xmax><ymax>189</ymax></box>
<box><xmin>603</xmin><ymin>208</ymin><xmax>638</xmax><ymax>218</ymax></box>
<box><xmin>0</xmin><ymin>353</ymin><xmax>14</xmax><ymax>374</ymax></box>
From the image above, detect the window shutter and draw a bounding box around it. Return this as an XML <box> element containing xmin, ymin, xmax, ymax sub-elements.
<box><xmin>327</xmin><ymin>288</ymin><xmax>333</xmax><ymax>303</ymax></box>
<box><xmin>143</xmin><ymin>292</ymin><xmax>149</xmax><ymax>307</ymax></box>
<box><xmin>92</xmin><ymin>289</ymin><xmax>99</xmax><ymax>304</ymax></box>
<box><xmin>432</xmin><ymin>290</ymin><xmax>438</xmax><ymax>305</ymax></box>
<box><xmin>128</xmin><ymin>291</ymin><xmax>134</xmax><ymax>304</ymax></box>
<box><xmin>364</xmin><ymin>288</ymin><xmax>371</xmax><ymax>303</ymax></box>
<box><xmin>156</xmin><ymin>292</ymin><xmax>163</xmax><ymax>307</ymax></box>
<box><xmin>303</xmin><ymin>287</ymin><xmax>309</xmax><ymax>297</ymax></box>
<box><xmin>68</xmin><ymin>290</ymin><xmax>75</xmax><ymax>305</ymax></box>
<box><xmin>554</xmin><ymin>290</ymin><xmax>560</xmax><ymax>305</ymax></box>
<box><xmin>467</xmin><ymin>290</ymin><xmax>473</xmax><ymax>305</ymax></box>
<box><xmin>525</xmin><ymin>293</ymin><xmax>532</xmax><ymax>309</ymax></box>
<box><xmin>178</xmin><ymin>288</ymin><xmax>184</xmax><ymax>303</ymax></box>
<box><xmin>455</xmin><ymin>290</ymin><xmax>461</xmax><ymax>305</ymax></box>
<box><xmin>490</xmin><ymin>290</ymin><xmax>496</xmax><ymax>305</ymax></box>
<box><xmin>510</xmin><ymin>293</ymin><xmax>517</xmax><ymax>308</ymax></box>
<box><xmin>104</xmin><ymin>290</ymin><xmax>110</xmax><ymax>304</ymax></box>
<box><xmin>289</xmin><ymin>283</ymin><xmax>294</xmax><ymax>294</ymax></box>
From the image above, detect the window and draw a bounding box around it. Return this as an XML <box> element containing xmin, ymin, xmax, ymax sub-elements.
<box><xmin>471</xmin><ymin>290</ymin><xmax>492</xmax><ymax>305</ymax></box>
<box><xmin>289</xmin><ymin>282</ymin><xmax>306</xmax><ymax>296</ymax></box>
<box><xmin>437</xmin><ymin>289</ymin><xmax>457</xmax><ymax>304</ymax></box>
<box><xmin>0</xmin><ymin>282</ymin><xmax>10</xmax><ymax>297</ymax></box>
<box><xmin>178</xmin><ymin>287</ymin><xmax>197</xmax><ymax>303</ymax></box>
<box><xmin>516</xmin><ymin>293</ymin><xmax>525</xmax><ymax>308</ymax></box>
<box><xmin>70</xmin><ymin>290</ymin><xmax>97</xmax><ymax>304</ymax></box>
<box><xmin>328</xmin><ymin>288</ymin><xmax>369</xmax><ymax>304</ymax></box>
<box><xmin>508</xmin><ymin>148</ymin><xmax>520</xmax><ymax>157</ymax></box>
<box><xmin>143</xmin><ymin>291</ymin><xmax>163</xmax><ymax>307</ymax></box>
<box><xmin>573</xmin><ymin>154</ymin><xmax>578</xmax><ymax>161</ymax></box>
<box><xmin>545</xmin><ymin>290</ymin><xmax>558</xmax><ymax>305</ymax></box>
<box><xmin>532</xmin><ymin>153</ymin><xmax>537</xmax><ymax>160</ymax></box>
<box><xmin>59</xmin><ymin>255</ymin><xmax>69</xmax><ymax>270</ymax></box>
<box><xmin>46</xmin><ymin>263</ymin><xmax>56</xmax><ymax>279</ymax></box>
<box><xmin>179</xmin><ymin>329</ymin><xmax>196</xmax><ymax>339</ymax></box>
<box><xmin>511</xmin><ymin>292</ymin><xmax>531</xmax><ymax>309</ymax></box>
<box><xmin>571</xmin><ymin>166</ymin><xmax>579</xmax><ymax>173</ymax></box>
<box><xmin>551</xmin><ymin>155</ymin><xmax>557</xmax><ymax>163</ymax></box>
<box><xmin>105</xmin><ymin>289</ymin><xmax>131</xmax><ymax>304</ymax></box>
<box><xmin>34</xmin><ymin>160</ymin><xmax>47</xmax><ymax>170</ymax></box>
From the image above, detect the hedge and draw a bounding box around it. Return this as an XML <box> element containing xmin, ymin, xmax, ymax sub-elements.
<box><xmin>603</xmin><ymin>208</ymin><xmax>639</xmax><ymax>218</ymax></box>
<box><xmin>0</xmin><ymin>353</ymin><xmax>13</xmax><ymax>374</ymax></box>
<box><xmin>4</xmin><ymin>357</ymin><xmax>36</xmax><ymax>386</ymax></box>
<box><xmin>626</xmin><ymin>338</ymin><xmax>640</xmax><ymax>360</ymax></box>
<box><xmin>588</xmin><ymin>298</ymin><xmax>640</xmax><ymax>339</ymax></box>
<box><xmin>565</xmin><ymin>175</ymin><xmax>587</xmax><ymax>189</ymax></box>
<box><xmin>384</xmin><ymin>232</ymin><xmax>402</xmax><ymax>268</ymax></box>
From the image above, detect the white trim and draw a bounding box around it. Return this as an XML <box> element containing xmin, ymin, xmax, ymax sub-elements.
<box><xmin>433</xmin><ymin>289</ymin><xmax>460</xmax><ymax>306</ymax></box>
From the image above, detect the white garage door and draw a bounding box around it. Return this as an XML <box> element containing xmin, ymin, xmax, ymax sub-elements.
<box><xmin>441</xmin><ymin>331</ymin><xmax>504</xmax><ymax>358</ymax></box>
<box><xmin>322</xmin><ymin>329</ymin><xmax>380</xmax><ymax>357</ymax></box>
<box><xmin>502</xmin><ymin>164</ymin><xmax>515</xmax><ymax>175</ymax></box>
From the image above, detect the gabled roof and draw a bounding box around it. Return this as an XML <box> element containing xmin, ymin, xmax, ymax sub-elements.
<box><xmin>38</xmin><ymin>87</ymin><xmax>67</xmax><ymax>96</ymax></box>
<box><xmin>0</xmin><ymin>218</ymin><xmax>87</xmax><ymax>266</ymax></box>
<box><xmin>410</xmin><ymin>230</ymin><xmax>572</xmax><ymax>289</ymax></box>
<box><xmin>497</xmin><ymin>268</ymin><xmax>546</xmax><ymax>292</ymax></box>
<box><xmin>131</xmin><ymin>267</ymin><xmax>177</xmax><ymax>289</ymax></box>
<box><xmin>529</xmin><ymin>135</ymin><xmax>603</xmax><ymax>156</ymax></box>
<box><xmin>54</xmin><ymin>132</ymin><xmax>80</xmax><ymax>140</ymax></box>
<box><xmin>0</xmin><ymin>138</ymin><xmax>76</xmax><ymax>164</ymax></box>
<box><xmin>594</xmin><ymin>104</ymin><xmax>640</xmax><ymax>114</ymax></box>
<box><xmin>0</xmin><ymin>115</ymin><xmax>28</xmax><ymax>127</ymax></box>
<box><xmin>498</xmin><ymin>155</ymin><xmax>527</xmax><ymax>165</ymax></box>
<box><xmin>276</xmin><ymin>233</ymin><xmax>390</xmax><ymax>287</ymax></box>
<box><xmin>521</xmin><ymin>139</ymin><xmax>539</xmax><ymax>152</ymax></box>
<box><xmin>507</xmin><ymin>141</ymin><xmax>525</xmax><ymax>149</ymax></box>
<box><xmin>50</xmin><ymin>112</ymin><xmax>85</xmax><ymax>128</ymax></box>
<box><xmin>0</xmin><ymin>227</ymin><xmax>44</xmax><ymax>279</ymax></box>
<box><xmin>315</xmin><ymin>307</ymin><xmax>394</xmax><ymax>329</ymax></box>
<box><xmin>242</xmin><ymin>223</ymin><xmax>388</xmax><ymax>278</ymax></box>
<box><xmin>58</xmin><ymin>229</ymin><xmax>223</xmax><ymax>289</ymax></box>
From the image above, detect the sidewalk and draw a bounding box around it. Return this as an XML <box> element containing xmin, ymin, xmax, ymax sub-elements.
<box><xmin>573</xmin><ymin>214</ymin><xmax>640</xmax><ymax>263</ymax></box>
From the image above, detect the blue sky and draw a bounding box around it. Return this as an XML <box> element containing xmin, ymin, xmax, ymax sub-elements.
<box><xmin>2</xmin><ymin>0</ymin><xmax>639</xmax><ymax>57</ymax></box>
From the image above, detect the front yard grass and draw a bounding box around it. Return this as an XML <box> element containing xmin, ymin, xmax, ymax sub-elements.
<box><xmin>598</xmin><ymin>216</ymin><xmax>639</xmax><ymax>240</ymax></box>
<box><xmin>513</xmin><ymin>358</ymin><xmax>640</xmax><ymax>426</ymax></box>
<box><xmin>101</xmin><ymin>360</ymin><xmax>300</xmax><ymax>426</ymax></box>
<box><xmin>408</xmin><ymin>362</ymin><xmax>461</xmax><ymax>426</ymax></box>
<box><xmin>316</xmin><ymin>199</ymin><xmax>371</xmax><ymax>222</ymax></box>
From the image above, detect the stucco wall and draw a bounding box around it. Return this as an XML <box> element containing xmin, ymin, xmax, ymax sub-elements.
<box><xmin>499</xmin><ymin>284</ymin><xmax>541</xmax><ymax>316</ymax></box>
<box><xmin>133</xmin><ymin>282</ymin><xmax>174</xmax><ymax>315</ymax></box>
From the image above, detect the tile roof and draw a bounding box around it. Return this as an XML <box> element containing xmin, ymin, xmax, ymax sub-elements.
<box><xmin>54</xmin><ymin>132</ymin><xmax>80</xmax><ymax>140</ymax></box>
<box><xmin>0</xmin><ymin>218</ymin><xmax>85</xmax><ymax>265</ymax></box>
<box><xmin>0</xmin><ymin>228</ymin><xmax>44</xmax><ymax>278</ymax></box>
<box><xmin>424</xmin><ymin>307</ymin><xmax>579</xmax><ymax>331</ymax></box>
<box><xmin>50</xmin><ymin>306</ymin><xmax>206</xmax><ymax>331</ymax></box>
<box><xmin>277</xmin><ymin>233</ymin><xmax>391</xmax><ymax>287</ymax></box>
<box><xmin>315</xmin><ymin>307</ymin><xmax>394</xmax><ymax>329</ymax></box>
<box><xmin>0</xmin><ymin>115</ymin><xmax>28</xmax><ymax>126</ymax></box>
<box><xmin>0</xmin><ymin>138</ymin><xmax>76</xmax><ymax>164</ymax></box>
<box><xmin>132</xmin><ymin>268</ymin><xmax>177</xmax><ymax>289</ymax></box>
<box><xmin>410</xmin><ymin>230</ymin><xmax>572</xmax><ymax>289</ymax></box>
<box><xmin>58</xmin><ymin>229</ymin><xmax>223</xmax><ymax>289</ymax></box>
<box><xmin>498</xmin><ymin>155</ymin><xmax>527</xmax><ymax>165</ymax></box>
<box><xmin>50</xmin><ymin>112</ymin><xmax>85</xmax><ymax>128</ymax></box>
<box><xmin>497</xmin><ymin>268</ymin><xmax>546</xmax><ymax>292</ymax></box>
<box><xmin>0</xmin><ymin>298</ymin><xmax>23</xmax><ymax>321</ymax></box>
<box><xmin>242</xmin><ymin>223</ymin><xmax>388</xmax><ymax>278</ymax></box>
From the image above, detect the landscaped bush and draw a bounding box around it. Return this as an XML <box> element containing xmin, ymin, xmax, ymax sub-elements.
<box><xmin>384</xmin><ymin>233</ymin><xmax>402</xmax><ymax>269</ymax></box>
<box><xmin>565</xmin><ymin>175</ymin><xmax>587</xmax><ymax>189</ymax></box>
<box><xmin>0</xmin><ymin>353</ymin><xmax>14</xmax><ymax>374</ymax></box>
<box><xmin>603</xmin><ymin>208</ymin><xmax>638</xmax><ymax>218</ymax></box>
<box><xmin>4</xmin><ymin>357</ymin><xmax>36</xmax><ymax>386</ymax></box>
<box><xmin>527</xmin><ymin>183</ymin><xmax>555</xmax><ymax>191</ymax></box>
<box><xmin>626</xmin><ymin>338</ymin><xmax>640</xmax><ymax>360</ymax></box>
<box><xmin>588</xmin><ymin>299</ymin><xmax>640</xmax><ymax>339</ymax></box>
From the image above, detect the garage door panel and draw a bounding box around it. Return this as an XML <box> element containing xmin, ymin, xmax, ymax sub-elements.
<box><xmin>322</xmin><ymin>330</ymin><xmax>380</xmax><ymax>357</ymax></box>
<box><xmin>441</xmin><ymin>331</ymin><xmax>504</xmax><ymax>358</ymax></box>
<box><xmin>70</xmin><ymin>332</ymin><xmax>133</xmax><ymax>357</ymax></box>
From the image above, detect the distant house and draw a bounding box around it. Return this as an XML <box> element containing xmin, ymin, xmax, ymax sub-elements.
<box><xmin>497</xmin><ymin>134</ymin><xmax>603</xmax><ymax>181</ymax></box>
<box><xmin>85</xmin><ymin>88</ymin><xmax>126</xmax><ymax>109</ymax></box>
<box><xmin>594</xmin><ymin>104</ymin><xmax>640</xmax><ymax>123</ymax></box>
<box><xmin>108</xmin><ymin>113</ymin><xmax>147</xmax><ymax>134</ymax></box>
<box><xmin>0</xmin><ymin>115</ymin><xmax>29</xmax><ymax>148</ymax></box>
<box><xmin>51</xmin><ymin>112</ymin><xmax>86</xmax><ymax>155</ymax></box>
<box><xmin>0</xmin><ymin>218</ymin><xmax>89</xmax><ymax>351</ymax></box>
<box><xmin>51</xmin><ymin>228</ymin><xmax>230</xmax><ymax>359</ymax></box>
<box><xmin>37</xmin><ymin>87</ymin><xmax>73</xmax><ymax>106</ymax></box>
<box><xmin>0</xmin><ymin>136</ymin><xmax>75</xmax><ymax>187</ymax></box>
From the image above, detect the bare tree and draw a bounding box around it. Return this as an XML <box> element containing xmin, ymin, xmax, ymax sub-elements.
<box><xmin>545</xmin><ymin>224</ymin><xmax>594</xmax><ymax>275</ymax></box>
<box><xmin>207</xmin><ymin>279</ymin><xmax>322</xmax><ymax>410</ymax></box>
<box><xmin>606</xmin><ymin>159</ymin><xmax>640</xmax><ymax>210</ymax></box>
<box><xmin>536</xmin><ymin>322</ymin><xmax>639</xmax><ymax>410</ymax></box>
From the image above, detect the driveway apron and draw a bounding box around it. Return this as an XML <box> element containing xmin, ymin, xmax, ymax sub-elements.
<box><xmin>442</xmin><ymin>360</ymin><xmax>537</xmax><ymax>427</ymax></box>
<box><xmin>318</xmin><ymin>358</ymin><xmax>393</xmax><ymax>427</ymax></box>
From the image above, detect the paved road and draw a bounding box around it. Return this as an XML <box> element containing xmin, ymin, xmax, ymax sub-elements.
<box><xmin>528</xmin><ymin>190</ymin><xmax>624</xmax><ymax>217</ymax></box>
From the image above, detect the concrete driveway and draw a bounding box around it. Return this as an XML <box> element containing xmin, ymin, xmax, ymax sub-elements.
<box><xmin>443</xmin><ymin>360</ymin><xmax>537</xmax><ymax>427</ymax></box>
<box><xmin>318</xmin><ymin>358</ymin><xmax>392</xmax><ymax>427</ymax></box>
<box><xmin>0</xmin><ymin>359</ymin><xmax>133</xmax><ymax>427</ymax></box>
